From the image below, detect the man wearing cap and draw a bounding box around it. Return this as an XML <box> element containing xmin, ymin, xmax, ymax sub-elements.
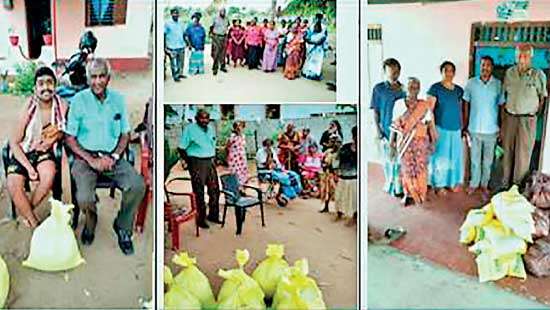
<box><xmin>65</xmin><ymin>58</ymin><xmax>145</xmax><ymax>255</ymax></box>
<box><xmin>178</xmin><ymin>109</ymin><xmax>222</xmax><ymax>228</ymax></box>
<box><xmin>164</xmin><ymin>8</ymin><xmax>187</xmax><ymax>82</ymax></box>
<box><xmin>6</xmin><ymin>67</ymin><xmax>68</xmax><ymax>228</ymax></box>
<box><xmin>209</xmin><ymin>8</ymin><xmax>229</xmax><ymax>76</ymax></box>
<box><xmin>502</xmin><ymin>43</ymin><xmax>548</xmax><ymax>187</ymax></box>
<box><xmin>185</xmin><ymin>12</ymin><xmax>206</xmax><ymax>75</ymax></box>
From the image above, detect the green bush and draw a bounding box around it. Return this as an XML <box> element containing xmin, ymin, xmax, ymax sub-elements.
<box><xmin>10</xmin><ymin>62</ymin><xmax>38</xmax><ymax>97</ymax></box>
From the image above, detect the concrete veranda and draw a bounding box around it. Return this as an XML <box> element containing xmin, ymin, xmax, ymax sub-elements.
<box><xmin>368</xmin><ymin>163</ymin><xmax>550</xmax><ymax>307</ymax></box>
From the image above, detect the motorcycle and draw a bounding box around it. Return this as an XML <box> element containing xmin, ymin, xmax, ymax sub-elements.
<box><xmin>55</xmin><ymin>30</ymin><xmax>98</xmax><ymax>102</ymax></box>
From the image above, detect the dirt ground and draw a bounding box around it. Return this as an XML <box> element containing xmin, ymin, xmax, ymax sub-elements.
<box><xmin>368</xmin><ymin>163</ymin><xmax>550</xmax><ymax>307</ymax></box>
<box><xmin>0</xmin><ymin>70</ymin><xmax>153</xmax><ymax>309</ymax></box>
<box><xmin>163</xmin><ymin>44</ymin><xmax>337</xmax><ymax>103</ymax></box>
<box><xmin>164</xmin><ymin>163</ymin><xmax>357</xmax><ymax>309</ymax></box>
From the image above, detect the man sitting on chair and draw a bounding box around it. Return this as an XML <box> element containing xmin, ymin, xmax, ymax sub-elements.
<box><xmin>65</xmin><ymin>58</ymin><xmax>145</xmax><ymax>255</ymax></box>
<box><xmin>256</xmin><ymin>138</ymin><xmax>302</xmax><ymax>206</ymax></box>
<box><xmin>6</xmin><ymin>67</ymin><xmax>67</xmax><ymax>228</ymax></box>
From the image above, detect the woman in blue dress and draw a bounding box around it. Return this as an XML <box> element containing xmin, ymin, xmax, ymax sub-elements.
<box><xmin>427</xmin><ymin>61</ymin><xmax>465</xmax><ymax>195</ymax></box>
<box><xmin>302</xmin><ymin>18</ymin><xmax>328</xmax><ymax>80</ymax></box>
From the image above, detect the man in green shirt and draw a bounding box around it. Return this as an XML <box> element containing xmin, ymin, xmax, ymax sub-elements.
<box><xmin>65</xmin><ymin>59</ymin><xmax>145</xmax><ymax>255</ymax></box>
<box><xmin>502</xmin><ymin>43</ymin><xmax>548</xmax><ymax>187</ymax></box>
<box><xmin>178</xmin><ymin>109</ymin><xmax>221</xmax><ymax>228</ymax></box>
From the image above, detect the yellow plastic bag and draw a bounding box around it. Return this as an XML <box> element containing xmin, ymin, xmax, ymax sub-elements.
<box><xmin>164</xmin><ymin>266</ymin><xmax>202</xmax><ymax>310</ymax></box>
<box><xmin>252</xmin><ymin>244</ymin><xmax>290</xmax><ymax>298</ymax></box>
<box><xmin>469</xmin><ymin>220</ymin><xmax>527</xmax><ymax>257</ymax></box>
<box><xmin>459</xmin><ymin>205</ymin><xmax>494</xmax><ymax>244</ymax></box>
<box><xmin>22</xmin><ymin>199</ymin><xmax>85</xmax><ymax>271</ymax></box>
<box><xmin>500</xmin><ymin>253</ymin><xmax>527</xmax><ymax>280</ymax></box>
<box><xmin>475</xmin><ymin>252</ymin><xmax>507</xmax><ymax>283</ymax></box>
<box><xmin>217</xmin><ymin>249</ymin><xmax>266</xmax><ymax>310</ymax></box>
<box><xmin>491</xmin><ymin>185</ymin><xmax>535</xmax><ymax>242</ymax></box>
<box><xmin>0</xmin><ymin>255</ymin><xmax>9</xmax><ymax>308</ymax></box>
<box><xmin>273</xmin><ymin>259</ymin><xmax>326</xmax><ymax>310</ymax></box>
<box><xmin>172</xmin><ymin>252</ymin><xmax>216</xmax><ymax>309</ymax></box>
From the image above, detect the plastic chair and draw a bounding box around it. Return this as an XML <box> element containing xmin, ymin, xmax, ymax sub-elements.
<box><xmin>164</xmin><ymin>176</ymin><xmax>199</xmax><ymax>250</ymax></box>
<box><xmin>2</xmin><ymin>141</ymin><xmax>64</xmax><ymax>220</ymax></box>
<box><xmin>220</xmin><ymin>173</ymin><xmax>265</xmax><ymax>235</ymax></box>
<box><xmin>134</xmin><ymin>131</ymin><xmax>152</xmax><ymax>233</ymax></box>
<box><xmin>246</xmin><ymin>166</ymin><xmax>279</xmax><ymax>202</ymax></box>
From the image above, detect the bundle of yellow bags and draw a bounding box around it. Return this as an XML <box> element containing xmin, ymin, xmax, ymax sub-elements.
<box><xmin>0</xmin><ymin>255</ymin><xmax>9</xmax><ymax>308</ymax></box>
<box><xmin>217</xmin><ymin>249</ymin><xmax>266</xmax><ymax>310</ymax></box>
<box><xmin>272</xmin><ymin>259</ymin><xmax>326</xmax><ymax>310</ymax></box>
<box><xmin>22</xmin><ymin>199</ymin><xmax>85</xmax><ymax>271</ymax></box>
<box><xmin>170</xmin><ymin>252</ymin><xmax>216</xmax><ymax>309</ymax></box>
<box><xmin>164</xmin><ymin>244</ymin><xmax>326</xmax><ymax>310</ymax></box>
<box><xmin>459</xmin><ymin>186</ymin><xmax>535</xmax><ymax>282</ymax></box>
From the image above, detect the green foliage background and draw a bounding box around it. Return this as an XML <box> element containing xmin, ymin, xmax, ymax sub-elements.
<box><xmin>10</xmin><ymin>62</ymin><xmax>37</xmax><ymax>96</ymax></box>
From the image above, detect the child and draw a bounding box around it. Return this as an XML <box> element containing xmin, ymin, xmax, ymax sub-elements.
<box><xmin>298</xmin><ymin>143</ymin><xmax>323</xmax><ymax>198</ymax></box>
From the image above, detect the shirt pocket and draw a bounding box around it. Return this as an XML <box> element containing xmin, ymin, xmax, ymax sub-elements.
<box><xmin>109</xmin><ymin>113</ymin><xmax>123</xmax><ymax>139</ymax></box>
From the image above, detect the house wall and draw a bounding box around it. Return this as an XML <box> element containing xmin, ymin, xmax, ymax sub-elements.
<box><xmin>365</xmin><ymin>0</ymin><xmax>550</xmax><ymax>171</ymax></box>
<box><xmin>0</xmin><ymin>0</ymin><xmax>152</xmax><ymax>71</ymax></box>
<box><xmin>0</xmin><ymin>0</ymin><xmax>27</xmax><ymax>59</ymax></box>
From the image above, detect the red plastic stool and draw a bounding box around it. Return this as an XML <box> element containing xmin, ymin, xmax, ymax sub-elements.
<box><xmin>164</xmin><ymin>177</ymin><xmax>199</xmax><ymax>250</ymax></box>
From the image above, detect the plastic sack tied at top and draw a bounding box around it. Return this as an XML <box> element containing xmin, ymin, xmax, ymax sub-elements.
<box><xmin>172</xmin><ymin>252</ymin><xmax>216</xmax><ymax>309</ymax></box>
<box><xmin>164</xmin><ymin>265</ymin><xmax>201</xmax><ymax>310</ymax></box>
<box><xmin>22</xmin><ymin>199</ymin><xmax>85</xmax><ymax>272</ymax></box>
<box><xmin>491</xmin><ymin>185</ymin><xmax>536</xmax><ymax>242</ymax></box>
<box><xmin>252</xmin><ymin>244</ymin><xmax>290</xmax><ymax>298</ymax></box>
<box><xmin>0</xmin><ymin>255</ymin><xmax>9</xmax><ymax>308</ymax></box>
<box><xmin>217</xmin><ymin>249</ymin><xmax>266</xmax><ymax>310</ymax></box>
<box><xmin>273</xmin><ymin>259</ymin><xmax>326</xmax><ymax>310</ymax></box>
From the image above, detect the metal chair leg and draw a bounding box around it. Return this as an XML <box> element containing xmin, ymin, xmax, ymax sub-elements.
<box><xmin>235</xmin><ymin>207</ymin><xmax>243</xmax><ymax>235</ymax></box>
<box><xmin>260</xmin><ymin>202</ymin><xmax>265</xmax><ymax>227</ymax></box>
<box><xmin>222</xmin><ymin>204</ymin><xmax>227</xmax><ymax>228</ymax></box>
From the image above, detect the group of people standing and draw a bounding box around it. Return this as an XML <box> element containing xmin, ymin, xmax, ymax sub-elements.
<box><xmin>177</xmin><ymin>110</ymin><xmax>357</xmax><ymax>228</ymax></box>
<box><xmin>164</xmin><ymin>7</ymin><xmax>330</xmax><ymax>81</ymax></box>
<box><xmin>372</xmin><ymin>43</ymin><xmax>548</xmax><ymax>206</ymax></box>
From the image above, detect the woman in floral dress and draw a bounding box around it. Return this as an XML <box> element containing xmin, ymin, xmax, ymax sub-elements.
<box><xmin>227</xmin><ymin>121</ymin><xmax>249</xmax><ymax>185</ymax></box>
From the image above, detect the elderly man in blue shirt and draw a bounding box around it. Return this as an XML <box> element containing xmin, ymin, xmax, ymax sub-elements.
<box><xmin>65</xmin><ymin>59</ymin><xmax>145</xmax><ymax>255</ymax></box>
<box><xmin>164</xmin><ymin>8</ymin><xmax>187</xmax><ymax>82</ymax></box>
<box><xmin>370</xmin><ymin>58</ymin><xmax>406</xmax><ymax>196</ymax></box>
<box><xmin>463</xmin><ymin>56</ymin><xmax>505</xmax><ymax>198</ymax></box>
<box><xmin>178</xmin><ymin>109</ymin><xmax>221</xmax><ymax>229</ymax></box>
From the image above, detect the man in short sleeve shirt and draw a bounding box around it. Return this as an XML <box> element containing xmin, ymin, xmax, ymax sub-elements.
<box><xmin>65</xmin><ymin>59</ymin><xmax>145</xmax><ymax>255</ymax></box>
<box><xmin>463</xmin><ymin>56</ymin><xmax>505</xmax><ymax>196</ymax></box>
<box><xmin>501</xmin><ymin>44</ymin><xmax>548</xmax><ymax>187</ymax></box>
<box><xmin>370</xmin><ymin>58</ymin><xmax>406</xmax><ymax>196</ymax></box>
<box><xmin>164</xmin><ymin>8</ymin><xmax>187</xmax><ymax>82</ymax></box>
<box><xmin>178</xmin><ymin>109</ymin><xmax>221</xmax><ymax>229</ymax></box>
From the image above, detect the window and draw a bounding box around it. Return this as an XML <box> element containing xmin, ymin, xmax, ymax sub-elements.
<box><xmin>220</xmin><ymin>105</ymin><xmax>235</xmax><ymax>120</ymax></box>
<box><xmin>367</xmin><ymin>24</ymin><xmax>382</xmax><ymax>41</ymax></box>
<box><xmin>265</xmin><ymin>105</ymin><xmax>280</xmax><ymax>119</ymax></box>
<box><xmin>85</xmin><ymin>0</ymin><xmax>127</xmax><ymax>27</ymax></box>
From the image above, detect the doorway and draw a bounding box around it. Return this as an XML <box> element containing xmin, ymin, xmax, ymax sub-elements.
<box><xmin>469</xmin><ymin>22</ymin><xmax>550</xmax><ymax>186</ymax></box>
<box><xmin>24</xmin><ymin>0</ymin><xmax>51</xmax><ymax>59</ymax></box>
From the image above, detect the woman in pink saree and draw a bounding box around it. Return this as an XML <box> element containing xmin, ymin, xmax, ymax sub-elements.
<box><xmin>262</xmin><ymin>20</ymin><xmax>279</xmax><ymax>72</ymax></box>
